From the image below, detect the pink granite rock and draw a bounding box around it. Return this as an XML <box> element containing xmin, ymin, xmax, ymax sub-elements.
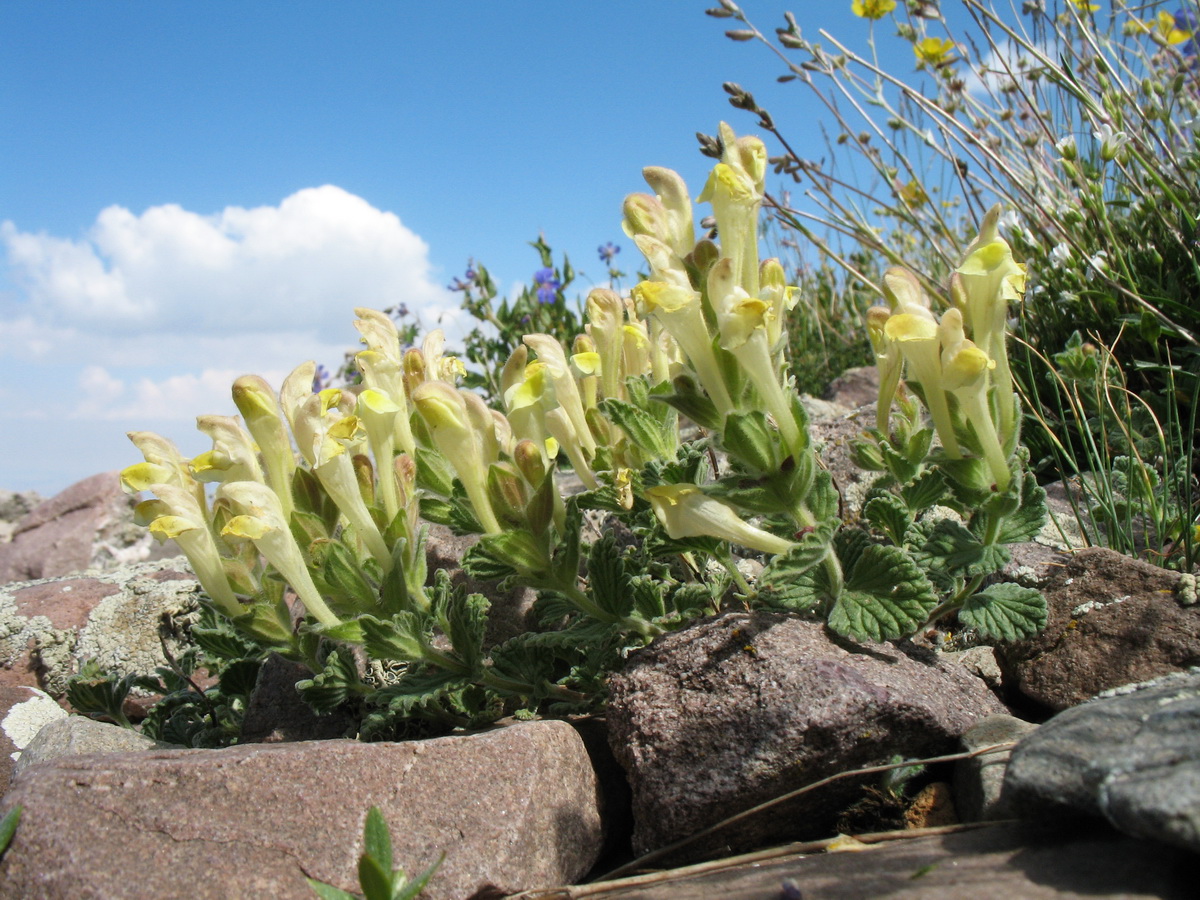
<box><xmin>0</xmin><ymin>720</ymin><xmax>604</xmax><ymax>899</ymax></box>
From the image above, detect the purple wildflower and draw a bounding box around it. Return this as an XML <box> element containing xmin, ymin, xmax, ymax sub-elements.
<box><xmin>448</xmin><ymin>264</ymin><xmax>478</xmax><ymax>292</ymax></box>
<box><xmin>534</xmin><ymin>267</ymin><xmax>561</xmax><ymax>304</ymax></box>
<box><xmin>598</xmin><ymin>242</ymin><xmax>621</xmax><ymax>265</ymax></box>
<box><xmin>312</xmin><ymin>364</ymin><xmax>331</xmax><ymax>393</ymax></box>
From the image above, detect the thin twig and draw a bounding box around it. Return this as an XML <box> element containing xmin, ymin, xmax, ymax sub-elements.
<box><xmin>512</xmin><ymin>820</ymin><xmax>1010</xmax><ymax>898</ymax></box>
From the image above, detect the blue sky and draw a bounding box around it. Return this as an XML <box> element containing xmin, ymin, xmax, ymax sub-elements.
<box><xmin>1</xmin><ymin>1</ymin><xmax>955</xmax><ymax>495</ymax></box>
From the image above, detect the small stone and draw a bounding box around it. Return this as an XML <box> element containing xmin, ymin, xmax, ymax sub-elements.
<box><xmin>904</xmin><ymin>782</ymin><xmax>957</xmax><ymax>829</ymax></box>
<box><xmin>0</xmin><ymin>686</ymin><xmax>67</xmax><ymax>783</ymax></box>
<box><xmin>954</xmin><ymin>714</ymin><xmax>1039</xmax><ymax>822</ymax></box>
<box><xmin>13</xmin><ymin>715</ymin><xmax>176</xmax><ymax>778</ymax></box>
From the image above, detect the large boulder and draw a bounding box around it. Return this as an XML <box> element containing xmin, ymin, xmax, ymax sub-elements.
<box><xmin>607</xmin><ymin>611</ymin><xmax>1007</xmax><ymax>860</ymax></box>
<box><xmin>0</xmin><ymin>473</ymin><xmax>151</xmax><ymax>584</ymax></box>
<box><xmin>1002</xmin><ymin>669</ymin><xmax>1200</xmax><ymax>855</ymax></box>
<box><xmin>0</xmin><ymin>719</ymin><xmax>604</xmax><ymax>899</ymax></box>
<box><xmin>997</xmin><ymin>547</ymin><xmax>1200</xmax><ymax>711</ymax></box>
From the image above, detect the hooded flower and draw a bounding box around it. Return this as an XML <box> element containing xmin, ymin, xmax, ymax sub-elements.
<box><xmin>645</xmin><ymin>484</ymin><xmax>795</xmax><ymax>555</ymax></box>
<box><xmin>218</xmin><ymin>481</ymin><xmax>340</xmax><ymax>626</ymax></box>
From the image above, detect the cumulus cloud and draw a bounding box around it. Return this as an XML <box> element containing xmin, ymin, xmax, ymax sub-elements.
<box><xmin>1</xmin><ymin>185</ymin><xmax>460</xmax><ymax>336</ymax></box>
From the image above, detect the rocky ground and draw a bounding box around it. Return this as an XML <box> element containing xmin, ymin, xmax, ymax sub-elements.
<box><xmin>0</xmin><ymin>377</ymin><xmax>1195</xmax><ymax>898</ymax></box>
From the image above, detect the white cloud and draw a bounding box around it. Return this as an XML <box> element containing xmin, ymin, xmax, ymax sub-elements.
<box><xmin>0</xmin><ymin>188</ymin><xmax>465</xmax><ymax>493</ymax></box>
<box><xmin>1</xmin><ymin>185</ymin><xmax>458</xmax><ymax>336</ymax></box>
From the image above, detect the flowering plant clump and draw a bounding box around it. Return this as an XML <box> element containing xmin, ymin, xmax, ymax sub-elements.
<box><xmin>117</xmin><ymin>123</ymin><xmax>1045</xmax><ymax>740</ymax></box>
<box><xmin>707</xmin><ymin>0</ymin><xmax>1200</xmax><ymax>569</ymax></box>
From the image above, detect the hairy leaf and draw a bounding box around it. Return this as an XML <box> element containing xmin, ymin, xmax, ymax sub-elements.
<box><xmin>827</xmin><ymin>540</ymin><xmax>938</xmax><ymax>641</ymax></box>
<box><xmin>864</xmin><ymin>493</ymin><xmax>911</xmax><ymax>546</ymax></box>
<box><xmin>959</xmin><ymin>583</ymin><xmax>1047</xmax><ymax>641</ymax></box>
<box><xmin>601</xmin><ymin>398</ymin><xmax>674</xmax><ymax>459</ymax></box>
<box><xmin>587</xmin><ymin>534</ymin><xmax>633</xmax><ymax>620</ymax></box>
<box><xmin>922</xmin><ymin>518</ymin><xmax>1010</xmax><ymax>576</ymax></box>
<box><xmin>295</xmin><ymin>649</ymin><xmax>363</xmax><ymax>714</ymax></box>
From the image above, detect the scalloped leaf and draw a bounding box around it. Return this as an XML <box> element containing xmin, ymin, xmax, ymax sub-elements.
<box><xmin>587</xmin><ymin>533</ymin><xmax>634</xmax><ymax>620</ymax></box>
<box><xmin>922</xmin><ymin>518</ymin><xmax>1010</xmax><ymax>576</ymax></box>
<box><xmin>864</xmin><ymin>493</ymin><xmax>911</xmax><ymax>545</ymax></box>
<box><xmin>295</xmin><ymin>649</ymin><xmax>363</xmax><ymax>714</ymax></box>
<box><xmin>959</xmin><ymin>583</ymin><xmax>1047</xmax><ymax>641</ymax></box>
<box><xmin>600</xmin><ymin>398</ymin><xmax>674</xmax><ymax>459</ymax></box>
<box><xmin>997</xmin><ymin>471</ymin><xmax>1048</xmax><ymax>544</ymax></box>
<box><xmin>827</xmin><ymin>541</ymin><xmax>938</xmax><ymax>642</ymax></box>
<box><xmin>900</xmin><ymin>467</ymin><xmax>947</xmax><ymax>512</ymax></box>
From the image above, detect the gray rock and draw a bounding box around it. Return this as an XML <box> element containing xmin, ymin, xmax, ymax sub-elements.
<box><xmin>0</xmin><ymin>719</ymin><xmax>603</xmax><ymax>899</ymax></box>
<box><xmin>12</xmin><ymin>715</ymin><xmax>176</xmax><ymax>779</ymax></box>
<box><xmin>954</xmin><ymin>714</ymin><xmax>1038</xmax><ymax>822</ymax></box>
<box><xmin>1002</xmin><ymin>669</ymin><xmax>1200</xmax><ymax>854</ymax></box>
<box><xmin>607</xmin><ymin>611</ymin><xmax>1007</xmax><ymax>860</ymax></box>
<box><xmin>0</xmin><ymin>686</ymin><xmax>67</xmax><ymax>784</ymax></box>
<box><xmin>424</xmin><ymin>523</ymin><xmax>538</xmax><ymax>646</ymax></box>
<box><xmin>239</xmin><ymin>653</ymin><xmax>357</xmax><ymax>744</ymax></box>
<box><xmin>0</xmin><ymin>558</ymin><xmax>201</xmax><ymax>697</ymax></box>
<box><xmin>997</xmin><ymin>548</ymin><xmax>1200</xmax><ymax>711</ymax></box>
<box><xmin>822</xmin><ymin>365</ymin><xmax>879</xmax><ymax>410</ymax></box>
<box><xmin>0</xmin><ymin>489</ymin><xmax>42</xmax><ymax>545</ymax></box>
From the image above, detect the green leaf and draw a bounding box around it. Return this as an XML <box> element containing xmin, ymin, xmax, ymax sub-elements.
<box><xmin>358</xmin><ymin>854</ymin><xmax>393</xmax><ymax>900</ymax></box>
<box><xmin>586</xmin><ymin>534</ymin><xmax>633</xmax><ymax>619</ymax></box>
<box><xmin>417</xmin><ymin>497</ymin><xmax>457</xmax><ymax>528</ymax></box>
<box><xmin>306</xmin><ymin>878</ymin><xmax>357</xmax><ymax>900</ymax></box>
<box><xmin>473</xmin><ymin>531</ymin><xmax>550</xmax><ymax>577</ymax></box>
<box><xmin>706</xmin><ymin>474</ymin><xmax>791</xmax><ymax>515</ymax></box>
<box><xmin>827</xmin><ymin>540</ymin><xmax>938</xmax><ymax>641</ymax></box>
<box><xmin>414</xmin><ymin>445</ymin><xmax>456</xmax><ymax>497</ymax></box>
<box><xmin>922</xmin><ymin>518</ymin><xmax>1010</xmax><ymax>576</ymax></box>
<box><xmin>379</xmin><ymin>538</ymin><xmax>413</xmax><ymax>616</ymax></box>
<box><xmin>0</xmin><ymin>806</ymin><xmax>22</xmax><ymax>860</ymax></box>
<box><xmin>295</xmin><ymin>649</ymin><xmax>363</xmax><ymax>714</ymax></box>
<box><xmin>313</xmin><ymin>539</ymin><xmax>379</xmax><ymax>612</ymax></box>
<box><xmin>395</xmin><ymin>854</ymin><xmax>446</xmax><ymax>900</ymax></box>
<box><xmin>65</xmin><ymin>662</ymin><xmax>135</xmax><ymax>726</ymax></box>
<box><xmin>720</xmin><ymin>411</ymin><xmax>781</xmax><ymax>474</ymax></box>
<box><xmin>900</xmin><ymin>468</ymin><xmax>947</xmax><ymax>513</ymax></box>
<box><xmin>600</xmin><ymin>398</ymin><xmax>674</xmax><ymax>459</ymax></box>
<box><xmin>373</xmin><ymin>669</ymin><xmax>466</xmax><ymax>717</ymax></box>
<box><xmin>864</xmin><ymin>493</ymin><xmax>911</xmax><ymax>546</ymax></box>
<box><xmin>654</xmin><ymin>374</ymin><xmax>723</xmax><ymax>430</ymax></box>
<box><xmin>357</xmin><ymin>806</ymin><xmax>391</xmax><ymax>868</ymax></box>
<box><xmin>959</xmin><ymin>583</ymin><xmax>1047</xmax><ymax>641</ymax></box>
<box><xmin>290</xmin><ymin>508</ymin><xmax>331</xmax><ymax>551</ymax></box>
<box><xmin>806</xmin><ymin>469</ymin><xmax>840</xmax><ymax>522</ymax></box>
<box><xmin>757</xmin><ymin>520</ymin><xmax>837</xmax><ymax>609</ymax></box>
<box><xmin>360</xmin><ymin>612</ymin><xmax>430</xmax><ymax>664</ymax></box>
<box><xmin>996</xmin><ymin>472</ymin><xmax>1048</xmax><ymax>544</ymax></box>
<box><xmin>436</xmin><ymin>578</ymin><xmax>489</xmax><ymax>674</ymax></box>
<box><xmin>216</xmin><ymin>658</ymin><xmax>262</xmax><ymax>699</ymax></box>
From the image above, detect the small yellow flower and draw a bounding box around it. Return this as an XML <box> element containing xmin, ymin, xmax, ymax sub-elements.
<box><xmin>897</xmin><ymin>179</ymin><xmax>929</xmax><ymax>208</ymax></box>
<box><xmin>852</xmin><ymin>0</ymin><xmax>896</xmax><ymax>20</ymax></box>
<box><xmin>913</xmin><ymin>37</ymin><xmax>956</xmax><ymax>67</ymax></box>
<box><xmin>1066</xmin><ymin>0</ymin><xmax>1099</xmax><ymax>12</ymax></box>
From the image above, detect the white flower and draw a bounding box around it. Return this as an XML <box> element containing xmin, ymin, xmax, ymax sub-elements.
<box><xmin>1093</xmin><ymin>123</ymin><xmax>1130</xmax><ymax>161</ymax></box>
<box><xmin>1055</xmin><ymin>135</ymin><xmax>1077</xmax><ymax>161</ymax></box>
<box><xmin>997</xmin><ymin>209</ymin><xmax>1021</xmax><ymax>234</ymax></box>
<box><xmin>1050</xmin><ymin>243</ymin><xmax>1073</xmax><ymax>265</ymax></box>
